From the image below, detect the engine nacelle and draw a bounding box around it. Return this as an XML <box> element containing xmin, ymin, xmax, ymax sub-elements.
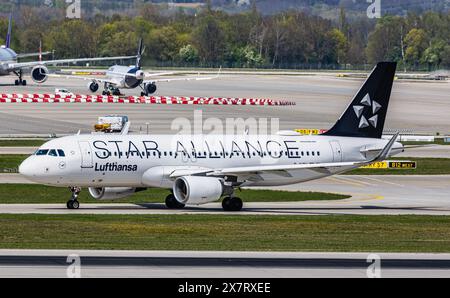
<box><xmin>31</xmin><ymin>65</ymin><xmax>48</xmax><ymax>83</ymax></box>
<box><xmin>88</xmin><ymin>81</ymin><xmax>99</xmax><ymax>92</ymax></box>
<box><xmin>145</xmin><ymin>83</ymin><xmax>157</xmax><ymax>95</ymax></box>
<box><xmin>88</xmin><ymin>187</ymin><xmax>141</xmax><ymax>200</ymax></box>
<box><xmin>173</xmin><ymin>176</ymin><xmax>231</xmax><ymax>205</ymax></box>
<box><xmin>135</xmin><ymin>70</ymin><xmax>144</xmax><ymax>80</ymax></box>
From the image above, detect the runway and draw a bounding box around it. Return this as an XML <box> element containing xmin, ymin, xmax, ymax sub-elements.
<box><xmin>1</xmin><ymin>74</ymin><xmax>449</xmax><ymax>135</ymax></box>
<box><xmin>1</xmin><ymin>174</ymin><xmax>449</xmax><ymax>215</ymax></box>
<box><xmin>1</xmin><ymin>250</ymin><xmax>450</xmax><ymax>278</ymax></box>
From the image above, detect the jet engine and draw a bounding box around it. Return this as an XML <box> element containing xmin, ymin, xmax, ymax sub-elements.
<box><xmin>173</xmin><ymin>176</ymin><xmax>232</xmax><ymax>205</ymax></box>
<box><xmin>31</xmin><ymin>65</ymin><xmax>49</xmax><ymax>83</ymax></box>
<box><xmin>144</xmin><ymin>83</ymin><xmax>157</xmax><ymax>95</ymax></box>
<box><xmin>88</xmin><ymin>81</ymin><xmax>99</xmax><ymax>92</ymax></box>
<box><xmin>88</xmin><ymin>187</ymin><xmax>144</xmax><ymax>200</ymax></box>
<box><xmin>135</xmin><ymin>70</ymin><xmax>145</xmax><ymax>80</ymax></box>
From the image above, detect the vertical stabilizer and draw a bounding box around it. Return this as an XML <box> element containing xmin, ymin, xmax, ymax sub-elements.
<box><xmin>322</xmin><ymin>62</ymin><xmax>397</xmax><ymax>139</ymax></box>
<box><xmin>5</xmin><ymin>13</ymin><xmax>12</xmax><ymax>48</ymax></box>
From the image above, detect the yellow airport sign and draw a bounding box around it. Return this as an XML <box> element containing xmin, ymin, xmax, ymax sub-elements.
<box><xmin>295</xmin><ymin>129</ymin><xmax>326</xmax><ymax>135</ymax></box>
<box><xmin>360</xmin><ymin>160</ymin><xmax>416</xmax><ymax>169</ymax></box>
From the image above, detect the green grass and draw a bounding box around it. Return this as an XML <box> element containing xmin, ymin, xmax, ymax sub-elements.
<box><xmin>0</xmin><ymin>214</ymin><xmax>450</xmax><ymax>252</ymax></box>
<box><xmin>0</xmin><ymin>140</ymin><xmax>45</xmax><ymax>147</ymax></box>
<box><xmin>0</xmin><ymin>155</ymin><xmax>27</xmax><ymax>172</ymax></box>
<box><xmin>348</xmin><ymin>158</ymin><xmax>450</xmax><ymax>175</ymax></box>
<box><xmin>0</xmin><ymin>184</ymin><xmax>348</xmax><ymax>204</ymax></box>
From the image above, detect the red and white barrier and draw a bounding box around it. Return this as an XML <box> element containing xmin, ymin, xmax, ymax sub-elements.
<box><xmin>0</xmin><ymin>94</ymin><xmax>296</xmax><ymax>106</ymax></box>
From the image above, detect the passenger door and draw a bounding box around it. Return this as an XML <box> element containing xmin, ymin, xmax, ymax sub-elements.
<box><xmin>78</xmin><ymin>141</ymin><xmax>93</xmax><ymax>168</ymax></box>
<box><xmin>329</xmin><ymin>141</ymin><xmax>343</xmax><ymax>162</ymax></box>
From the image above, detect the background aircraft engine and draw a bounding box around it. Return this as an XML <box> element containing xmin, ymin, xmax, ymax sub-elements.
<box><xmin>173</xmin><ymin>176</ymin><xmax>231</xmax><ymax>205</ymax></box>
<box><xmin>88</xmin><ymin>82</ymin><xmax>99</xmax><ymax>92</ymax></box>
<box><xmin>31</xmin><ymin>65</ymin><xmax>48</xmax><ymax>83</ymax></box>
<box><xmin>145</xmin><ymin>83</ymin><xmax>157</xmax><ymax>94</ymax></box>
<box><xmin>135</xmin><ymin>70</ymin><xmax>144</xmax><ymax>80</ymax></box>
<box><xmin>88</xmin><ymin>187</ymin><xmax>142</xmax><ymax>200</ymax></box>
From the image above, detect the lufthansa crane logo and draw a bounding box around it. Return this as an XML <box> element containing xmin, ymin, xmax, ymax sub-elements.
<box><xmin>353</xmin><ymin>94</ymin><xmax>381</xmax><ymax>129</ymax></box>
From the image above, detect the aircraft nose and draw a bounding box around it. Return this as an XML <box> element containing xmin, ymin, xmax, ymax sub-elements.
<box><xmin>18</xmin><ymin>158</ymin><xmax>35</xmax><ymax>178</ymax></box>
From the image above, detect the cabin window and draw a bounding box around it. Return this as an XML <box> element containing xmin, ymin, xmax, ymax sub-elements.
<box><xmin>317</xmin><ymin>151</ymin><xmax>320</xmax><ymax>156</ymax></box>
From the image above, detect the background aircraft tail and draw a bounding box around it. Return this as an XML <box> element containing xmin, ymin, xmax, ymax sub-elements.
<box><xmin>5</xmin><ymin>13</ymin><xmax>12</xmax><ymax>48</ymax></box>
<box><xmin>322</xmin><ymin>62</ymin><xmax>397</xmax><ymax>139</ymax></box>
<box><xmin>136</xmin><ymin>38</ymin><xmax>144</xmax><ymax>69</ymax></box>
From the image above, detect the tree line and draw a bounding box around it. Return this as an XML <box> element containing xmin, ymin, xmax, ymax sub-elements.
<box><xmin>0</xmin><ymin>5</ymin><xmax>449</xmax><ymax>70</ymax></box>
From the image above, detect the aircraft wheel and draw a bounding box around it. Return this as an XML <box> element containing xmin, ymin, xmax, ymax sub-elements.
<box><xmin>66</xmin><ymin>200</ymin><xmax>80</xmax><ymax>209</ymax></box>
<box><xmin>165</xmin><ymin>194</ymin><xmax>185</xmax><ymax>209</ymax></box>
<box><xmin>22</xmin><ymin>80</ymin><xmax>27</xmax><ymax>86</ymax></box>
<box><xmin>222</xmin><ymin>197</ymin><xmax>243</xmax><ymax>212</ymax></box>
<box><xmin>14</xmin><ymin>80</ymin><xmax>19</xmax><ymax>86</ymax></box>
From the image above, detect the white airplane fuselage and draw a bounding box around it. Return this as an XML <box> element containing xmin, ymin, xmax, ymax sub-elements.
<box><xmin>0</xmin><ymin>47</ymin><xmax>18</xmax><ymax>75</ymax></box>
<box><xmin>105</xmin><ymin>65</ymin><xmax>143</xmax><ymax>89</ymax></box>
<box><xmin>19</xmin><ymin>133</ymin><xmax>403</xmax><ymax>188</ymax></box>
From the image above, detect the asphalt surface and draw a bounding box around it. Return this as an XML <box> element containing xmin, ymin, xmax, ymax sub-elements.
<box><xmin>1</xmin><ymin>250</ymin><xmax>450</xmax><ymax>278</ymax></box>
<box><xmin>1</xmin><ymin>74</ymin><xmax>449</xmax><ymax>135</ymax></box>
<box><xmin>1</xmin><ymin>174</ymin><xmax>450</xmax><ymax>215</ymax></box>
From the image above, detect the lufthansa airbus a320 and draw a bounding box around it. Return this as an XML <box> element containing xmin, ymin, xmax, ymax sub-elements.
<box><xmin>19</xmin><ymin>62</ymin><xmax>404</xmax><ymax>211</ymax></box>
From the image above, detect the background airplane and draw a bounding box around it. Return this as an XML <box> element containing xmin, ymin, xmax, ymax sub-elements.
<box><xmin>0</xmin><ymin>13</ymin><xmax>136</xmax><ymax>86</ymax></box>
<box><xmin>48</xmin><ymin>39</ymin><xmax>222</xmax><ymax>96</ymax></box>
<box><xmin>19</xmin><ymin>62</ymin><xmax>404</xmax><ymax>211</ymax></box>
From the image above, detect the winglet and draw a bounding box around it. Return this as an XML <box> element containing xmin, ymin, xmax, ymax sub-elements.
<box><xmin>372</xmin><ymin>132</ymin><xmax>399</xmax><ymax>162</ymax></box>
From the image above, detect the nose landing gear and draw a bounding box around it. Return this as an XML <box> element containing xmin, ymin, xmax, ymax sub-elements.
<box><xmin>67</xmin><ymin>186</ymin><xmax>81</xmax><ymax>209</ymax></box>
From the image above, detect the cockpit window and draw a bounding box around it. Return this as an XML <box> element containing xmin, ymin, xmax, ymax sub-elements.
<box><xmin>57</xmin><ymin>149</ymin><xmax>65</xmax><ymax>157</ymax></box>
<box><xmin>48</xmin><ymin>149</ymin><xmax>58</xmax><ymax>157</ymax></box>
<box><xmin>35</xmin><ymin>149</ymin><xmax>49</xmax><ymax>156</ymax></box>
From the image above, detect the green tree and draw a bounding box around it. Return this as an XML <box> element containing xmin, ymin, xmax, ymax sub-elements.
<box><xmin>366</xmin><ymin>16</ymin><xmax>405</xmax><ymax>64</ymax></box>
<box><xmin>178</xmin><ymin>44</ymin><xmax>199</xmax><ymax>63</ymax></box>
<box><xmin>404</xmin><ymin>28</ymin><xmax>428</xmax><ymax>66</ymax></box>
<box><xmin>192</xmin><ymin>14</ymin><xmax>226</xmax><ymax>63</ymax></box>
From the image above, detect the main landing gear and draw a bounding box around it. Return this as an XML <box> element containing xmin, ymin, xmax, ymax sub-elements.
<box><xmin>222</xmin><ymin>196</ymin><xmax>243</xmax><ymax>212</ymax></box>
<box><xmin>13</xmin><ymin>70</ymin><xmax>27</xmax><ymax>86</ymax></box>
<box><xmin>67</xmin><ymin>186</ymin><xmax>81</xmax><ymax>209</ymax></box>
<box><xmin>102</xmin><ymin>83</ymin><xmax>122</xmax><ymax>96</ymax></box>
<box><xmin>164</xmin><ymin>193</ymin><xmax>243</xmax><ymax>212</ymax></box>
<box><xmin>165</xmin><ymin>194</ymin><xmax>185</xmax><ymax>209</ymax></box>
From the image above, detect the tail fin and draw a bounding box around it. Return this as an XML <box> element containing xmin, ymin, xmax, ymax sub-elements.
<box><xmin>323</xmin><ymin>62</ymin><xmax>397</xmax><ymax>139</ymax></box>
<box><xmin>5</xmin><ymin>12</ymin><xmax>12</xmax><ymax>48</ymax></box>
<box><xmin>136</xmin><ymin>38</ymin><xmax>144</xmax><ymax>69</ymax></box>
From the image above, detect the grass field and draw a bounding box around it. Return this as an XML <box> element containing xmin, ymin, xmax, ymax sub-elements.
<box><xmin>0</xmin><ymin>155</ymin><xmax>27</xmax><ymax>173</ymax></box>
<box><xmin>0</xmin><ymin>184</ymin><xmax>349</xmax><ymax>204</ymax></box>
<box><xmin>347</xmin><ymin>157</ymin><xmax>450</xmax><ymax>175</ymax></box>
<box><xmin>0</xmin><ymin>140</ymin><xmax>45</xmax><ymax>147</ymax></box>
<box><xmin>0</xmin><ymin>214</ymin><xmax>449</xmax><ymax>252</ymax></box>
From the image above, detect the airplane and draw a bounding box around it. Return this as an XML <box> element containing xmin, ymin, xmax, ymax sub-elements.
<box><xmin>19</xmin><ymin>62</ymin><xmax>404</xmax><ymax>211</ymax></box>
<box><xmin>0</xmin><ymin>13</ymin><xmax>136</xmax><ymax>86</ymax></box>
<box><xmin>48</xmin><ymin>39</ymin><xmax>222</xmax><ymax>96</ymax></box>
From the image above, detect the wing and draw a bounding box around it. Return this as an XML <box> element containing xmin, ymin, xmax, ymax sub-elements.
<box><xmin>144</xmin><ymin>67</ymin><xmax>222</xmax><ymax>84</ymax></box>
<box><xmin>6</xmin><ymin>55</ymin><xmax>136</xmax><ymax>71</ymax></box>
<box><xmin>169</xmin><ymin>133</ymin><xmax>400</xmax><ymax>180</ymax></box>
<box><xmin>45</xmin><ymin>73</ymin><xmax>114</xmax><ymax>85</ymax></box>
<box><xmin>16</xmin><ymin>51</ymin><xmax>52</xmax><ymax>59</ymax></box>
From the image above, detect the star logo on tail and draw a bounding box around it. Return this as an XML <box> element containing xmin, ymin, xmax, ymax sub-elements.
<box><xmin>353</xmin><ymin>94</ymin><xmax>382</xmax><ymax>129</ymax></box>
